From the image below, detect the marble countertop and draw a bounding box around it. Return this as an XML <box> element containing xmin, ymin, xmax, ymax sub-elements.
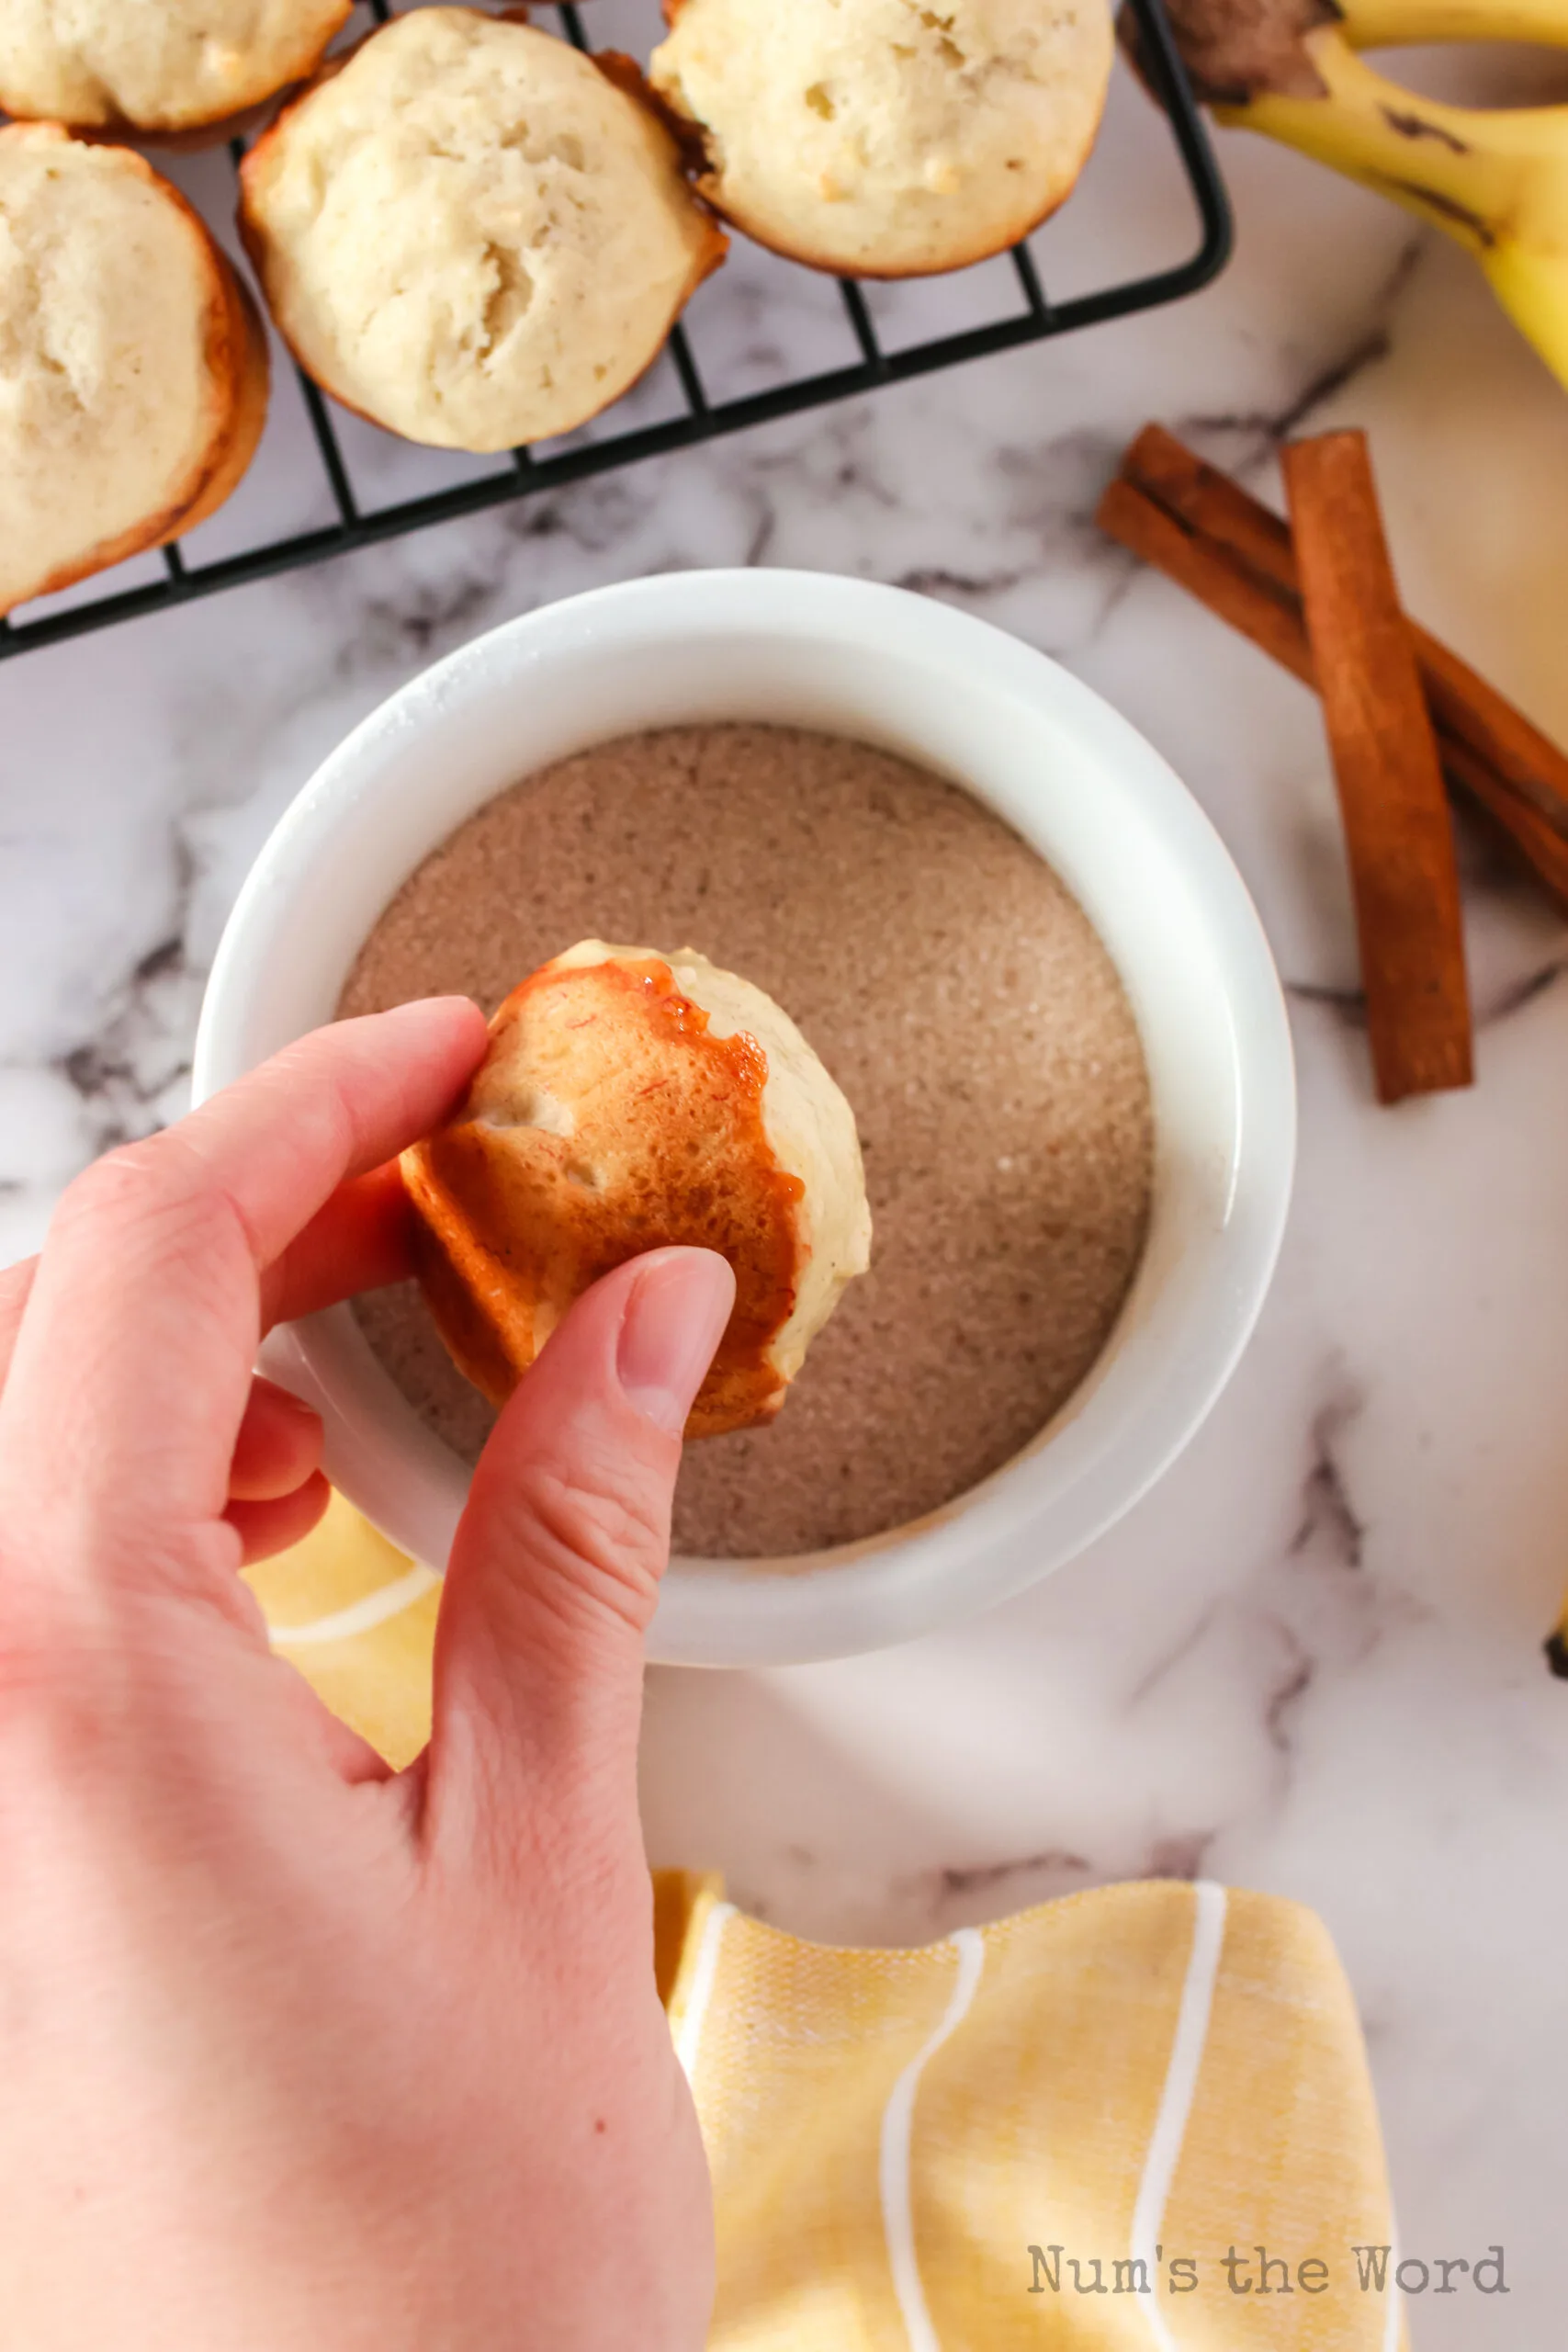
<box><xmin>5</xmin><ymin>16</ymin><xmax>1568</xmax><ymax>2343</ymax></box>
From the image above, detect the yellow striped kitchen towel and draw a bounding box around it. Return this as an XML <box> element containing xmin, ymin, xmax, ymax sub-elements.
<box><xmin>250</xmin><ymin>1492</ymin><xmax>1411</xmax><ymax>2350</ymax></box>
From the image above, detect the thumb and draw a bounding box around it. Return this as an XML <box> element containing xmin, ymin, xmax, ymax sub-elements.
<box><xmin>426</xmin><ymin>1247</ymin><xmax>735</xmax><ymax>1854</ymax></box>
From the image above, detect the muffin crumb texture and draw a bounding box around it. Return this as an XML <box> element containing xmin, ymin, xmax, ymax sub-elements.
<box><xmin>0</xmin><ymin>0</ymin><xmax>352</xmax><ymax>131</ymax></box>
<box><xmin>342</xmin><ymin>725</ymin><xmax>1154</xmax><ymax>1558</ymax></box>
<box><xmin>240</xmin><ymin>7</ymin><xmax>724</xmax><ymax>451</ymax></box>
<box><xmin>650</xmin><ymin>0</ymin><xmax>1113</xmax><ymax>276</ymax></box>
<box><xmin>0</xmin><ymin>123</ymin><xmax>265</xmax><ymax>615</ymax></box>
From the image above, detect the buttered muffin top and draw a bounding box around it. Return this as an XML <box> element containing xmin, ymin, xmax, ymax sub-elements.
<box><xmin>401</xmin><ymin>941</ymin><xmax>872</xmax><ymax>1439</ymax></box>
<box><xmin>0</xmin><ymin>0</ymin><xmax>353</xmax><ymax>132</ymax></box>
<box><xmin>649</xmin><ymin>0</ymin><xmax>1113</xmax><ymax>277</ymax></box>
<box><xmin>239</xmin><ymin>7</ymin><xmax>726</xmax><ymax>453</ymax></box>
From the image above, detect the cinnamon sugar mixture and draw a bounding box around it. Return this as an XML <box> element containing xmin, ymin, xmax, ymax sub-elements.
<box><xmin>339</xmin><ymin>724</ymin><xmax>1153</xmax><ymax>1557</ymax></box>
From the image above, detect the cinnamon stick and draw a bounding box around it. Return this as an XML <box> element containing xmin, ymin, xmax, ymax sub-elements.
<box><xmin>1282</xmin><ymin>430</ymin><xmax>1472</xmax><ymax>1103</ymax></box>
<box><xmin>1124</xmin><ymin>424</ymin><xmax>1299</xmax><ymax>602</ymax></box>
<box><xmin>1438</xmin><ymin>737</ymin><xmax>1568</xmax><ymax>906</ymax></box>
<box><xmin>1117</xmin><ymin>424</ymin><xmax>1568</xmax><ymax>852</ymax></box>
<box><xmin>1095</xmin><ymin>475</ymin><xmax>1311</xmax><ymax>686</ymax></box>
<box><xmin>1096</xmin><ymin>440</ymin><xmax>1568</xmax><ymax>910</ymax></box>
<box><xmin>1415</xmin><ymin>635</ymin><xmax>1568</xmax><ymax>845</ymax></box>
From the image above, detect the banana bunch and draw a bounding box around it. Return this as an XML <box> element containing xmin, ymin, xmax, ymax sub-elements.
<box><xmin>1146</xmin><ymin>0</ymin><xmax>1568</xmax><ymax>390</ymax></box>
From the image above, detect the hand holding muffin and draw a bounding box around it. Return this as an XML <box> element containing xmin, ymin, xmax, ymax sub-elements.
<box><xmin>0</xmin><ymin>999</ymin><xmax>721</xmax><ymax>2346</ymax></box>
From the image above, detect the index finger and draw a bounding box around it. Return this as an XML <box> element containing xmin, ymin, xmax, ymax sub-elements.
<box><xmin>0</xmin><ymin>998</ymin><xmax>485</xmax><ymax>1535</ymax></box>
<box><xmin>0</xmin><ymin>1159</ymin><xmax>419</xmax><ymax>1403</ymax></box>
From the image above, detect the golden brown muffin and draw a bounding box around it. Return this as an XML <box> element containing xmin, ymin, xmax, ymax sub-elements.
<box><xmin>649</xmin><ymin>0</ymin><xmax>1114</xmax><ymax>277</ymax></box>
<box><xmin>401</xmin><ymin>942</ymin><xmax>872</xmax><ymax>1438</ymax></box>
<box><xmin>0</xmin><ymin>123</ymin><xmax>268</xmax><ymax>616</ymax></box>
<box><xmin>238</xmin><ymin>8</ymin><xmax>726</xmax><ymax>454</ymax></box>
<box><xmin>0</xmin><ymin>0</ymin><xmax>353</xmax><ymax>136</ymax></box>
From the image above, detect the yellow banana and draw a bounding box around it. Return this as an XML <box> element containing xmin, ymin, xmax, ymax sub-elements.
<box><xmin>1150</xmin><ymin>0</ymin><xmax>1568</xmax><ymax>390</ymax></box>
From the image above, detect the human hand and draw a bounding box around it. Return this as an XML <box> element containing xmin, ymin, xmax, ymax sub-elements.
<box><xmin>0</xmin><ymin>1000</ymin><xmax>733</xmax><ymax>2351</ymax></box>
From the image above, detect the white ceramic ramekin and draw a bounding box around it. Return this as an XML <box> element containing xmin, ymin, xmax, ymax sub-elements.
<box><xmin>194</xmin><ymin>569</ymin><xmax>1294</xmax><ymax>1667</ymax></box>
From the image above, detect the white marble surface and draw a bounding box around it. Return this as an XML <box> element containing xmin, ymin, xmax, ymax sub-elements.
<box><xmin>6</xmin><ymin>8</ymin><xmax>1568</xmax><ymax>2341</ymax></box>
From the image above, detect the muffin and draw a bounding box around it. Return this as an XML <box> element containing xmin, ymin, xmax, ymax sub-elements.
<box><xmin>401</xmin><ymin>941</ymin><xmax>873</xmax><ymax>1437</ymax></box>
<box><xmin>238</xmin><ymin>8</ymin><xmax>727</xmax><ymax>454</ymax></box>
<box><xmin>0</xmin><ymin>124</ymin><xmax>268</xmax><ymax>616</ymax></box>
<box><xmin>0</xmin><ymin>0</ymin><xmax>353</xmax><ymax>136</ymax></box>
<box><xmin>649</xmin><ymin>0</ymin><xmax>1114</xmax><ymax>277</ymax></box>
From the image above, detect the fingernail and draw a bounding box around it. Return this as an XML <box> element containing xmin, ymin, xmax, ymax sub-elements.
<box><xmin>266</xmin><ymin>1382</ymin><xmax>322</xmax><ymax>1430</ymax></box>
<box><xmin>385</xmin><ymin>995</ymin><xmax>486</xmax><ymax>1033</ymax></box>
<box><xmin>616</xmin><ymin>1250</ymin><xmax>737</xmax><ymax>1437</ymax></box>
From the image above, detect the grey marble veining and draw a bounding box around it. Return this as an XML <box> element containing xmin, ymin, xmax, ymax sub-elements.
<box><xmin>4</xmin><ymin>35</ymin><xmax>1568</xmax><ymax>2346</ymax></box>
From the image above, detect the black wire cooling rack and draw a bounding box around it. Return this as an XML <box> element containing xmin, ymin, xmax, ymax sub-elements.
<box><xmin>0</xmin><ymin>0</ymin><xmax>1230</xmax><ymax>662</ymax></box>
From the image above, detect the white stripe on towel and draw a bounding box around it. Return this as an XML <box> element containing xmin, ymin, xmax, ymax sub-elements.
<box><xmin>880</xmin><ymin>1927</ymin><xmax>987</xmax><ymax>2352</ymax></box>
<box><xmin>1131</xmin><ymin>1879</ymin><xmax>1228</xmax><ymax>2351</ymax></box>
<box><xmin>673</xmin><ymin>1900</ymin><xmax>737</xmax><ymax>2081</ymax></box>
<box><xmin>267</xmin><ymin>1564</ymin><xmax>440</xmax><ymax>1646</ymax></box>
<box><xmin>1382</xmin><ymin>2227</ymin><xmax>1403</xmax><ymax>2352</ymax></box>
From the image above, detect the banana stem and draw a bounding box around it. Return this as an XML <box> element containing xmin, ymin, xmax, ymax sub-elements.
<box><xmin>1159</xmin><ymin>0</ymin><xmax>1568</xmax><ymax>391</ymax></box>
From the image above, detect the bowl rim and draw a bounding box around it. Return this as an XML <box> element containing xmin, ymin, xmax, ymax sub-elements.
<box><xmin>195</xmin><ymin>567</ymin><xmax>1296</xmax><ymax>1666</ymax></box>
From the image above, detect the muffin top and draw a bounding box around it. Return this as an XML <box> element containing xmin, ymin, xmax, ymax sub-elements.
<box><xmin>0</xmin><ymin>125</ymin><xmax>244</xmax><ymax>612</ymax></box>
<box><xmin>239</xmin><ymin>8</ymin><xmax>725</xmax><ymax>453</ymax></box>
<box><xmin>0</xmin><ymin>0</ymin><xmax>353</xmax><ymax>132</ymax></box>
<box><xmin>649</xmin><ymin>0</ymin><xmax>1114</xmax><ymax>277</ymax></box>
<box><xmin>402</xmin><ymin>940</ymin><xmax>872</xmax><ymax>1437</ymax></box>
